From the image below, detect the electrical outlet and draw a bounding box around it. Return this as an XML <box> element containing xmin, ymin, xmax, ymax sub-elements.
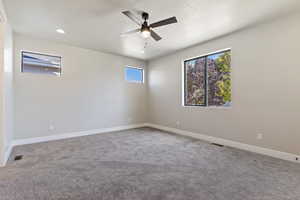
<box><xmin>256</xmin><ymin>133</ymin><xmax>263</xmax><ymax>140</ymax></box>
<box><xmin>176</xmin><ymin>121</ymin><xmax>180</xmax><ymax>127</ymax></box>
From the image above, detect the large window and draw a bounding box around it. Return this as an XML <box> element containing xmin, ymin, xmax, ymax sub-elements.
<box><xmin>184</xmin><ymin>49</ymin><xmax>231</xmax><ymax>107</ymax></box>
<box><xmin>125</xmin><ymin>67</ymin><xmax>144</xmax><ymax>83</ymax></box>
<box><xmin>21</xmin><ymin>51</ymin><xmax>62</xmax><ymax>76</ymax></box>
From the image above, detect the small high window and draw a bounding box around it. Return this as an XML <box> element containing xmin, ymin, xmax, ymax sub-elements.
<box><xmin>125</xmin><ymin>67</ymin><xmax>144</xmax><ymax>83</ymax></box>
<box><xmin>21</xmin><ymin>51</ymin><xmax>62</xmax><ymax>76</ymax></box>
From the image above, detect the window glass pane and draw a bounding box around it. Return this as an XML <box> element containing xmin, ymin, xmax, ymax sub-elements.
<box><xmin>22</xmin><ymin>52</ymin><xmax>61</xmax><ymax>76</ymax></box>
<box><xmin>125</xmin><ymin>67</ymin><xmax>143</xmax><ymax>83</ymax></box>
<box><xmin>207</xmin><ymin>51</ymin><xmax>231</xmax><ymax>106</ymax></box>
<box><xmin>184</xmin><ymin>57</ymin><xmax>206</xmax><ymax>106</ymax></box>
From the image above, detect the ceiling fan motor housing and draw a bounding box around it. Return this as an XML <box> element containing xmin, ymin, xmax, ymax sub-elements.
<box><xmin>141</xmin><ymin>12</ymin><xmax>150</xmax><ymax>32</ymax></box>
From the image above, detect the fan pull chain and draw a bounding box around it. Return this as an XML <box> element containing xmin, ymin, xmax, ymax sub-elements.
<box><xmin>143</xmin><ymin>38</ymin><xmax>149</xmax><ymax>52</ymax></box>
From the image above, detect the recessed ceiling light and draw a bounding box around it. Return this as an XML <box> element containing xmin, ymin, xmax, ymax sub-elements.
<box><xmin>56</xmin><ymin>29</ymin><xmax>65</xmax><ymax>34</ymax></box>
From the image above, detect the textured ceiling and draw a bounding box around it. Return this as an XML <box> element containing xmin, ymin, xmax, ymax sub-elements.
<box><xmin>4</xmin><ymin>0</ymin><xmax>300</xmax><ymax>60</ymax></box>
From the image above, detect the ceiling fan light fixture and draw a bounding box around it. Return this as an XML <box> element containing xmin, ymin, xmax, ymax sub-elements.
<box><xmin>141</xmin><ymin>27</ymin><xmax>150</xmax><ymax>38</ymax></box>
<box><xmin>56</xmin><ymin>28</ymin><xmax>65</xmax><ymax>34</ymax></box>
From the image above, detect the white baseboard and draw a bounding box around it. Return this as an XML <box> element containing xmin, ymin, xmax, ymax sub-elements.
<box><xmin>144</xmin><ymin>123</ymin><xmax>300</xmax><ymax>164</ymax></box>
<box><xmin>0</xmin><ymin>144</ymin><xmax>13</xmax><ymax>167</ymax></box>
<box><xmin>4</xmin><ymin>144</ymin><xmax>13</xmax><ymax>165</ymax></box>
<box><xmin>12</xmin><ymin>123</ymin><xmax>146</xmax><ymax>147</ymax></box>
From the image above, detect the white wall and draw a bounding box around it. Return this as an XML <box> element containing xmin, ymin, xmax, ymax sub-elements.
<box><xmin>2</xmin><ymin>22</ymin><xmax>13</xmax><ymax>162</ymax></box>
<box><xmin>14</xmin><ymin>34</ymin><xmax>147</xmax><ymax>140</ymax></box>
<box><xmin>0</xmin><ymin>0</ymin><xmax>14</xmax><ymax>166</ymax></box>
<box><xmin>147</xmin><ymin>13</ymin><xmax>300</xmax><ymax>155</ymax></box>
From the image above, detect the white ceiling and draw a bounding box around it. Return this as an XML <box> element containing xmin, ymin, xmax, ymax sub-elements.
<box><xmin>4</xmin><ymin>0</ymin><xmax>300</xmax><ymax>60</ymax></box>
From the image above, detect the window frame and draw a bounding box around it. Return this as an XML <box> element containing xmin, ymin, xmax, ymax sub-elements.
<box><xmin>125</xmin><ymin>66</ymin><xmax>144</xmax><ymax>84</ymax></box>
<box><xmin>182</xmin><ymin>48</ymin><xmax>231</xmax><ymax>107</ymax></box>
<box><xmin>21</xmin><ymin>51</ymin><xmax>62</xmax><ymax>76</ymax></box>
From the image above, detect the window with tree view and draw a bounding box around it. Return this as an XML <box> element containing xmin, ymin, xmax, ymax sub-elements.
<box><xmin>184</xmin><ymin>50</ymin><xmax>231</xmax><ymax>107</ymax></box>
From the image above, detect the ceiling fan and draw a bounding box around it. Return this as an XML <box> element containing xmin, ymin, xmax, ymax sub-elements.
<box><xmin>121</xmin><ymin>11</ymin><xmax>178</xmax><ymax>41</ymax></box>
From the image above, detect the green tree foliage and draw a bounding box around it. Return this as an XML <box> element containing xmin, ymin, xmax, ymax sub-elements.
<box><xmin>215</xmin><ymin>52</ymin><xmax>231</xmax><ymax>103</ymax></box>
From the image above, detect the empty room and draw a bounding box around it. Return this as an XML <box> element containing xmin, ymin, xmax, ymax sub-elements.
<box><xmin>0</xmin><ymin>0</ymin><xmax>300</xmax><ymax>199</ymax></box>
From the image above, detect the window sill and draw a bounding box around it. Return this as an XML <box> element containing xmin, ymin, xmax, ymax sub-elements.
<box><xmin>182</xmin><ymin>105</ymin><xmax>232</xmax><ymax>109</ymax></box>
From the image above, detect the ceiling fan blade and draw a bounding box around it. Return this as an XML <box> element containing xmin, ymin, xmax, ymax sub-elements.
<box><xmin>150</xmin><ymin>17</ymin><xmax>177</xmax><ymax>28</ymax></box>
<box><xmin>150</xmin><ymin>30</ymin><xmax>162</xmax><ymax>41</ymax></box>
<box><xmin>122</xmin><ymin>11</ymin><xmax>142</xmax><ymax>26</ymax></box>
<box><xmin>132</xmin><ymin>9</ymin><xmax>146</xmax><ymax>16</ymax></box>
<box><xmin>121</xmin><ymin>28</ymin><xmax>140</xmax><ymax>37</ymax></box>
